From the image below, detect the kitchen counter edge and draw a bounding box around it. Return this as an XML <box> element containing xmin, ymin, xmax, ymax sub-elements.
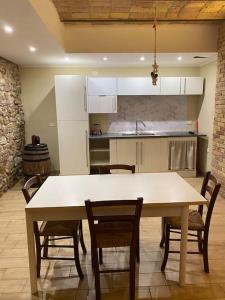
<box><xmin>89</xmin><ymin>132</ymin><xmax>206</xmax><ymax>139</ymax></box>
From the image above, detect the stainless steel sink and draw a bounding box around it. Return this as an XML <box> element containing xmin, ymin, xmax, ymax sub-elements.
<box><xmin>121</xmin><ymin>133</ymin><xmax>137</xmax><ymax>136</ymax></box>
<box><xmin>138</xmin><ymin>132</ymin><xmax>155</xmax><ymax>136</ymax></box>
<box><xmin>121</xmin><ymin>132</ymin><xmax>156</xmax><ymax>136</ymax></box>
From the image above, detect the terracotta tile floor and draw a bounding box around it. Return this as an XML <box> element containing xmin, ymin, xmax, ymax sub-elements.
<box><xmin>0</xmin><ymin>177</ymin><xmax>225</xmax><ymax>299</ymax></box>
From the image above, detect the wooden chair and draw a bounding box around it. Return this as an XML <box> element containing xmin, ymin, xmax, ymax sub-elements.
<box><xmin>97</xmin><ymin>164</ymin><xmax>139</xmax><ymax>263</ymax></box>
<box><xmin>85</xmin><ymin>198</ymin><xmax>143</xmax><ymax>300</ymax></box>
<box><xmin>97</xmin><ymin>164</ymin><xmax>135</xmax><ymax>174</ymax></box>
<box><xmin>160</xmin><ymin>171</ymin><xmax>221</xmax><ymax>273</ymax></box>
<box><xmin>22</xmin><ymin>175</ymin><xmax>86</xmax><ymax>279</ymax></box>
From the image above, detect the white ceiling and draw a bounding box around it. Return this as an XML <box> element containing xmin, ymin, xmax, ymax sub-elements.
<box><xmin>0</xmin><ymin>0</ymin><xmax>217</xmax><ymax>68</ymax></box>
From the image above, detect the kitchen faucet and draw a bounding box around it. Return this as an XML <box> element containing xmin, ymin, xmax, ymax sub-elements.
<box><xmin>136</xmin><ymin>120</ymin><xmax>146</xmax><ymax>135</ymax></box>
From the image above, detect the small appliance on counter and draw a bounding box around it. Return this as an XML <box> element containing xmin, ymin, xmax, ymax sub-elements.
<box><xmin>90</xmin><ymin>123</ymin><xmax>102</xmax><ymax>136</ymax></box>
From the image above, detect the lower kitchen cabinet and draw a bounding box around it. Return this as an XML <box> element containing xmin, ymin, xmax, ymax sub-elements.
<box><xmin>138</xmin><ymin>138</ymin><xmax>168</xmax><ymax>172</ymax></box>
<box><xmin>110</xmin><ymin>138</ymin><xmax>139</xmax><ymax>168</ymax></box>
<box><xmin>110</xmin><ymin>138</ymin><xmax>169</xmax><ymax>173</ymax></box>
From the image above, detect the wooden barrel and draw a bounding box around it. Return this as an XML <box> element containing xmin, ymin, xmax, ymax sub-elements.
<box><xmin>23</xmin><ymin>144</ymin><xmax>51</xmax><ymax>179</ymax></box>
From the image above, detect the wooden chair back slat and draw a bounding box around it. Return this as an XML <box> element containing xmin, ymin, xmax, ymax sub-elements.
<box><xmin>85</xmin><ymin>198</ymin><xmax>143</xmax><ymax>248</ymax></box>
<box><xmin>22</xmin><ymin>175</ymin><xmax>42</xmax><ymax>204</ymax></box>
<box><xmin>198</xmin><ymin>171</ymin><xmax>221</xmax><ymax>229</ymax></box>
<box><xmin>98</xmin><ymin>164</ymin><xmax>135</xmax><ymax>174</ymax></box>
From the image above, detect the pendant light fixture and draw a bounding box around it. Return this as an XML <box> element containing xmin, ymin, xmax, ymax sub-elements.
<box><xmin>151</xmin><ymin>7</ymin><xmax>159</xmax><ymax>86</ymax></box>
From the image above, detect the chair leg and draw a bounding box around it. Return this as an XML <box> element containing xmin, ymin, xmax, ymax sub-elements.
<box><xmin>160</xmin><ymin>217</ymin><xmax>166</xmax><ymax>248</ymax></box>
<box><xmin>136</xmin><ymin>226</ymin><xmax>140</xmax><ymax>263</ymax></box>
<box><xmin>197</xmin><ymin>231</ymin><xmax>203</xmax><ymax>253</ymax></box>
<box><xmin>92</xmin><ymin>247</ymin><xmax>101</xmax><ymax>300</ymax></box>
<box><xmin>203</xmin><ymin>232</ymin><xmax>209</xmax><ymax>273</ymax></box>
<box><xmin>129</xmin><ymin>245</ymin><xmax>136</xmax><ymax>300</ymax></box>
<box><xmin>161</xmin><ymin>224</ymin><xmax>170</xmax><ymax>271</ymax></box>
<box><xmin>73</xmin><ymin>236</ymin><xmax>84</xmax><ymax>279</ymax></box>
<box><xmin>99</xmin><ymin>248</ymin><xmax>103</xmax><ymax>264</ymax></box>
<box><xmin>79</xmin><ymin>221</ymin><xmax>87</xmax><ymax>254</ymax></box>
<box><xmin>35</xmin><ymin>236</ymin><xmax>41</xmax><ymax>278</ymax></box>
<box><xmin>43</xmin><ymin>236</ymin><xmax>49</xmax><ymax>258</ymax></box>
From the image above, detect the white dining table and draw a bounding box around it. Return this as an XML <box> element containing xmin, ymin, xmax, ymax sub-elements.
<box><xmin>25</xmin><ymin>172</ymin><xmax>206</xmax><ymax>294</ymax></box>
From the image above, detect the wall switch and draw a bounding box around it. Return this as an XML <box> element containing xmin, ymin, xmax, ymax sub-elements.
<box><xmin>207</xmin><ymin>147</ymin><xmax>210</xmax><ymax>153</ymax></box>
<box><xmin>49</xmin><ymin>122</ymin><xmax>56</xmax><ymax>127</ymax></box>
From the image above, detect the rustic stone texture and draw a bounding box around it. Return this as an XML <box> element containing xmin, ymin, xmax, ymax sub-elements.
<box><xmin>0</xmin><ymin>57</ymin><xmax>24</xmax><ymax>195</ymax></box>
<box><xmin>212</xmin><ymin>22</ymin><xmax>225</xmax><ymax>198</ymax></box>
<box><xmin>52</xmin><ymin>0</ymin><xmax>225</xmax><ymax>22</ymax></box>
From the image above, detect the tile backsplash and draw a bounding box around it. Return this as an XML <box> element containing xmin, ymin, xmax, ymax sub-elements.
<box><xmin>90</xmin><ymin>95</ymin><xmax>198</xmax><ymax>133</ymax></box>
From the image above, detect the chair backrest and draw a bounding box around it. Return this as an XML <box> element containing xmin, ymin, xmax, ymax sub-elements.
<box><xmin>98</xmin><ymin>164</ymin><xmax>135</xmax><ymax>174</ymax></box>
<box><xmin>85</xmin><ymin>198</ymin><xmax>143</xmax><ymax>248</ymax></box>
<box><xmin>199</xmin><ymin>171</ymin><xmax>221</xmax><ymax>230</ymax></box>
<box><xmin>22</xmin><ymin>175</ymin><xmax>42</xmax><ymax>204</ymax></box>
<box><xmin>22</xmin><ymin>175</ymin><xmax>43</xmax><ymax>236</ymax></box>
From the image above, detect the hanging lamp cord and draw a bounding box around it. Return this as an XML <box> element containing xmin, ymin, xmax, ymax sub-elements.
<box><xmin>153</xmin><ymin>6</ymin><xmax>157</xmax><ymax>65</ymax></box>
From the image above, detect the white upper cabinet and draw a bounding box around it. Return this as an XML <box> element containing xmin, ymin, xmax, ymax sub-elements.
<box><xmin>87</xmin><ymin>77</ymin><xmax>117</xmax><ymax>95</ymax></box>
<box><xmin>180</xmin><ymin>77</ymin><xmax>204</xmax><ymax>95</ymax></box>
<box><xmin>117</xmin><ymin>77</ymin><xmax>161</xmax><ymax>95</ymax></box>
<box><xmin>87</xmin><ymin>95</ymin><xmax>117</xmax><ymax>113</ymax></box>
<box><xmin>160</xmin><ymin>77</ymin><xmax>181</xmax><ymax>95</ymax></box>
<box><xmin>55</xmin><ymin>75</ymin><xmax>88</xmax><ymax>121</ymax></box>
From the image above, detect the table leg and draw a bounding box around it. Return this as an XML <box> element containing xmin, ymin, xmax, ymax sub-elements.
<box><xmin>26</xmin><ymin>211</ymin><xmax>38</xmax><ymax>294</ymax></box>
<box><xmin>179</xmin><ymin>206</ymin><xmax>189</xmax><ymax>286</ymax></box>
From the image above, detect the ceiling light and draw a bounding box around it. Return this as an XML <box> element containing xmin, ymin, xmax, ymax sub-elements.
<box><xmin>29</xmin><ymin>46</ymin><xmax>36</xmax><ymax>52</ymax></box>
<box><xmin>177</xmin><ymin>56</ymin><xmax>183</xmax><ymax>61</ymax></box>
<box><xmin>64</xmin><ymin>57</ymin><xmax>69</xmax><ymax>61</ymax></box>
<box><xmin>140</xmin><ymin>56</ymin><xmax>145</xmax><ymax>61</ymax></box>
<box><xmin>103</xmin><ymin>57</ymin><xmax>108</xmax><ymax>61</ymax></box>
<box><xmin>3</xmin><ymin>25</ymin><xmax>13</xmax><ymax>33</ymax></box>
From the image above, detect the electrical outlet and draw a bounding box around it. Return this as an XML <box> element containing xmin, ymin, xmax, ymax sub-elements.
<box><xmin>207</xmin><ymin>147</ymin><xmax>210</xmax><ymax>153</ymax></box>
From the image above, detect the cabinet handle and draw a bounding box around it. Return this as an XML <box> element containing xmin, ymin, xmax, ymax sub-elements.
<box><xmin>136</xmin><ymin>142</ymin><xmax>138</xmax><ymax>165</ymax></box>
<box><xmin>141</xmin><ymin>142</ymin><xmax>143</xmax><ymax>165</ymax></box>
<box><xmin>84</xmin><ymin>86</ymin><xmax>87</xmax><ymax>112</ymax></box>
<box><xmin>114</xmin><ymin>96</ymin><xmax>117</xmax><ymax>112</ymax></box>
<box><xmin>184</xmin><ymin>78</ymin><xmax>186</xmax><ymax>94</ymax></box>
<box><xmin>85</xmin><ymin>130</ymin><xmax>89</xmax><ymax>168</ymax></box>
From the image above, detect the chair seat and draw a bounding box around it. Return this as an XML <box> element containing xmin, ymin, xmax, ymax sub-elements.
<box><xmin>39</xmin><ymin>220</ymin><xmax>79</xmax><ymax>236</ymax></box>
<box><xmin>166</xmin><ymin>210</ymin><xmax>205</xmax><ymax>231</ymax></box>
<box><xmin>95</xmin><ymin>222</ymin><xmax>133</xmax><ymax>248</ymax></box>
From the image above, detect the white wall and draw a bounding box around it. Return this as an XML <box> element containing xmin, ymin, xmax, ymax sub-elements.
<box><xmin>198</xmin><ymin>61</ymin><xmax>217</xmax><ymax>172</ymax></box>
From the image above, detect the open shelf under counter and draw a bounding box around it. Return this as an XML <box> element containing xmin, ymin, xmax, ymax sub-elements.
<box><xmin>90</xmin><ymin>160</ymin><xmax>110</xmax><ymax>166</ymax></box>
<box><xmin>90</xmin><ymin>148</ymin><xmax>110</xmax><ymax>153</ymax></box>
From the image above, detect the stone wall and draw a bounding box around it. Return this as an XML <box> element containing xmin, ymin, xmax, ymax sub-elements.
<box><xmin>212</xmin><ymin>22</ymin><xmax>225</xmax><ymax>197</ymax></box>
<box><xmin>0</xmin><ymin>57</ymin><xmax>24</xmax><ymax>194</ymax></box>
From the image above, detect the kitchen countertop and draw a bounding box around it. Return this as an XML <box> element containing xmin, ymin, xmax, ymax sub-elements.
<box><xmin>89</xmin><ymin>131</ymin><xmax>207</xmax><ymax>139</ymax></box>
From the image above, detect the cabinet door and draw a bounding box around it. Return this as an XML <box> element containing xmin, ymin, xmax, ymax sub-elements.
<box><xmin>55</xmin><ymin>75</ymin><xmax>88</xmax><ymax>121</ymax></box>
<box><xmin>139</xmin><ymin>138</ymin><xmax>169</xmax><ymax>173</ymax></box>
<box><xmin>181</xmin><ymin>77</ymin><xmax>204</xmax><ymax>95</ymax></box>
<box><xmin>184</xmin><ymin>77</ymin><xmax>204</xmax><ymax>95</ymax></box>
<box><xmin>116</xmin><ymin>139</ymin><xmax>139</xmax><ymax>170</ymax></box>
<box><xmin>118</xmin><ymin>77</ymin><xmax>160</xmax><ymax>95</ymax></box>
<box><xmin>87</xmin><ymin>77</ymin><xmax>117</xmax><ymax>95</ymax></box>
<box><xmin>160</xmin><ymin>77</ymin><xmax>181</xmax><ymax>95</ymax></box>
<box><xmin>57</xmin><ymin>121</ymin><xmax>89</xmax><ymax>175</ymax></box>
<box><xmin>87</xmin><ymin>96</ymin><xmax>117</xmax><ymax>113</ymax></box>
